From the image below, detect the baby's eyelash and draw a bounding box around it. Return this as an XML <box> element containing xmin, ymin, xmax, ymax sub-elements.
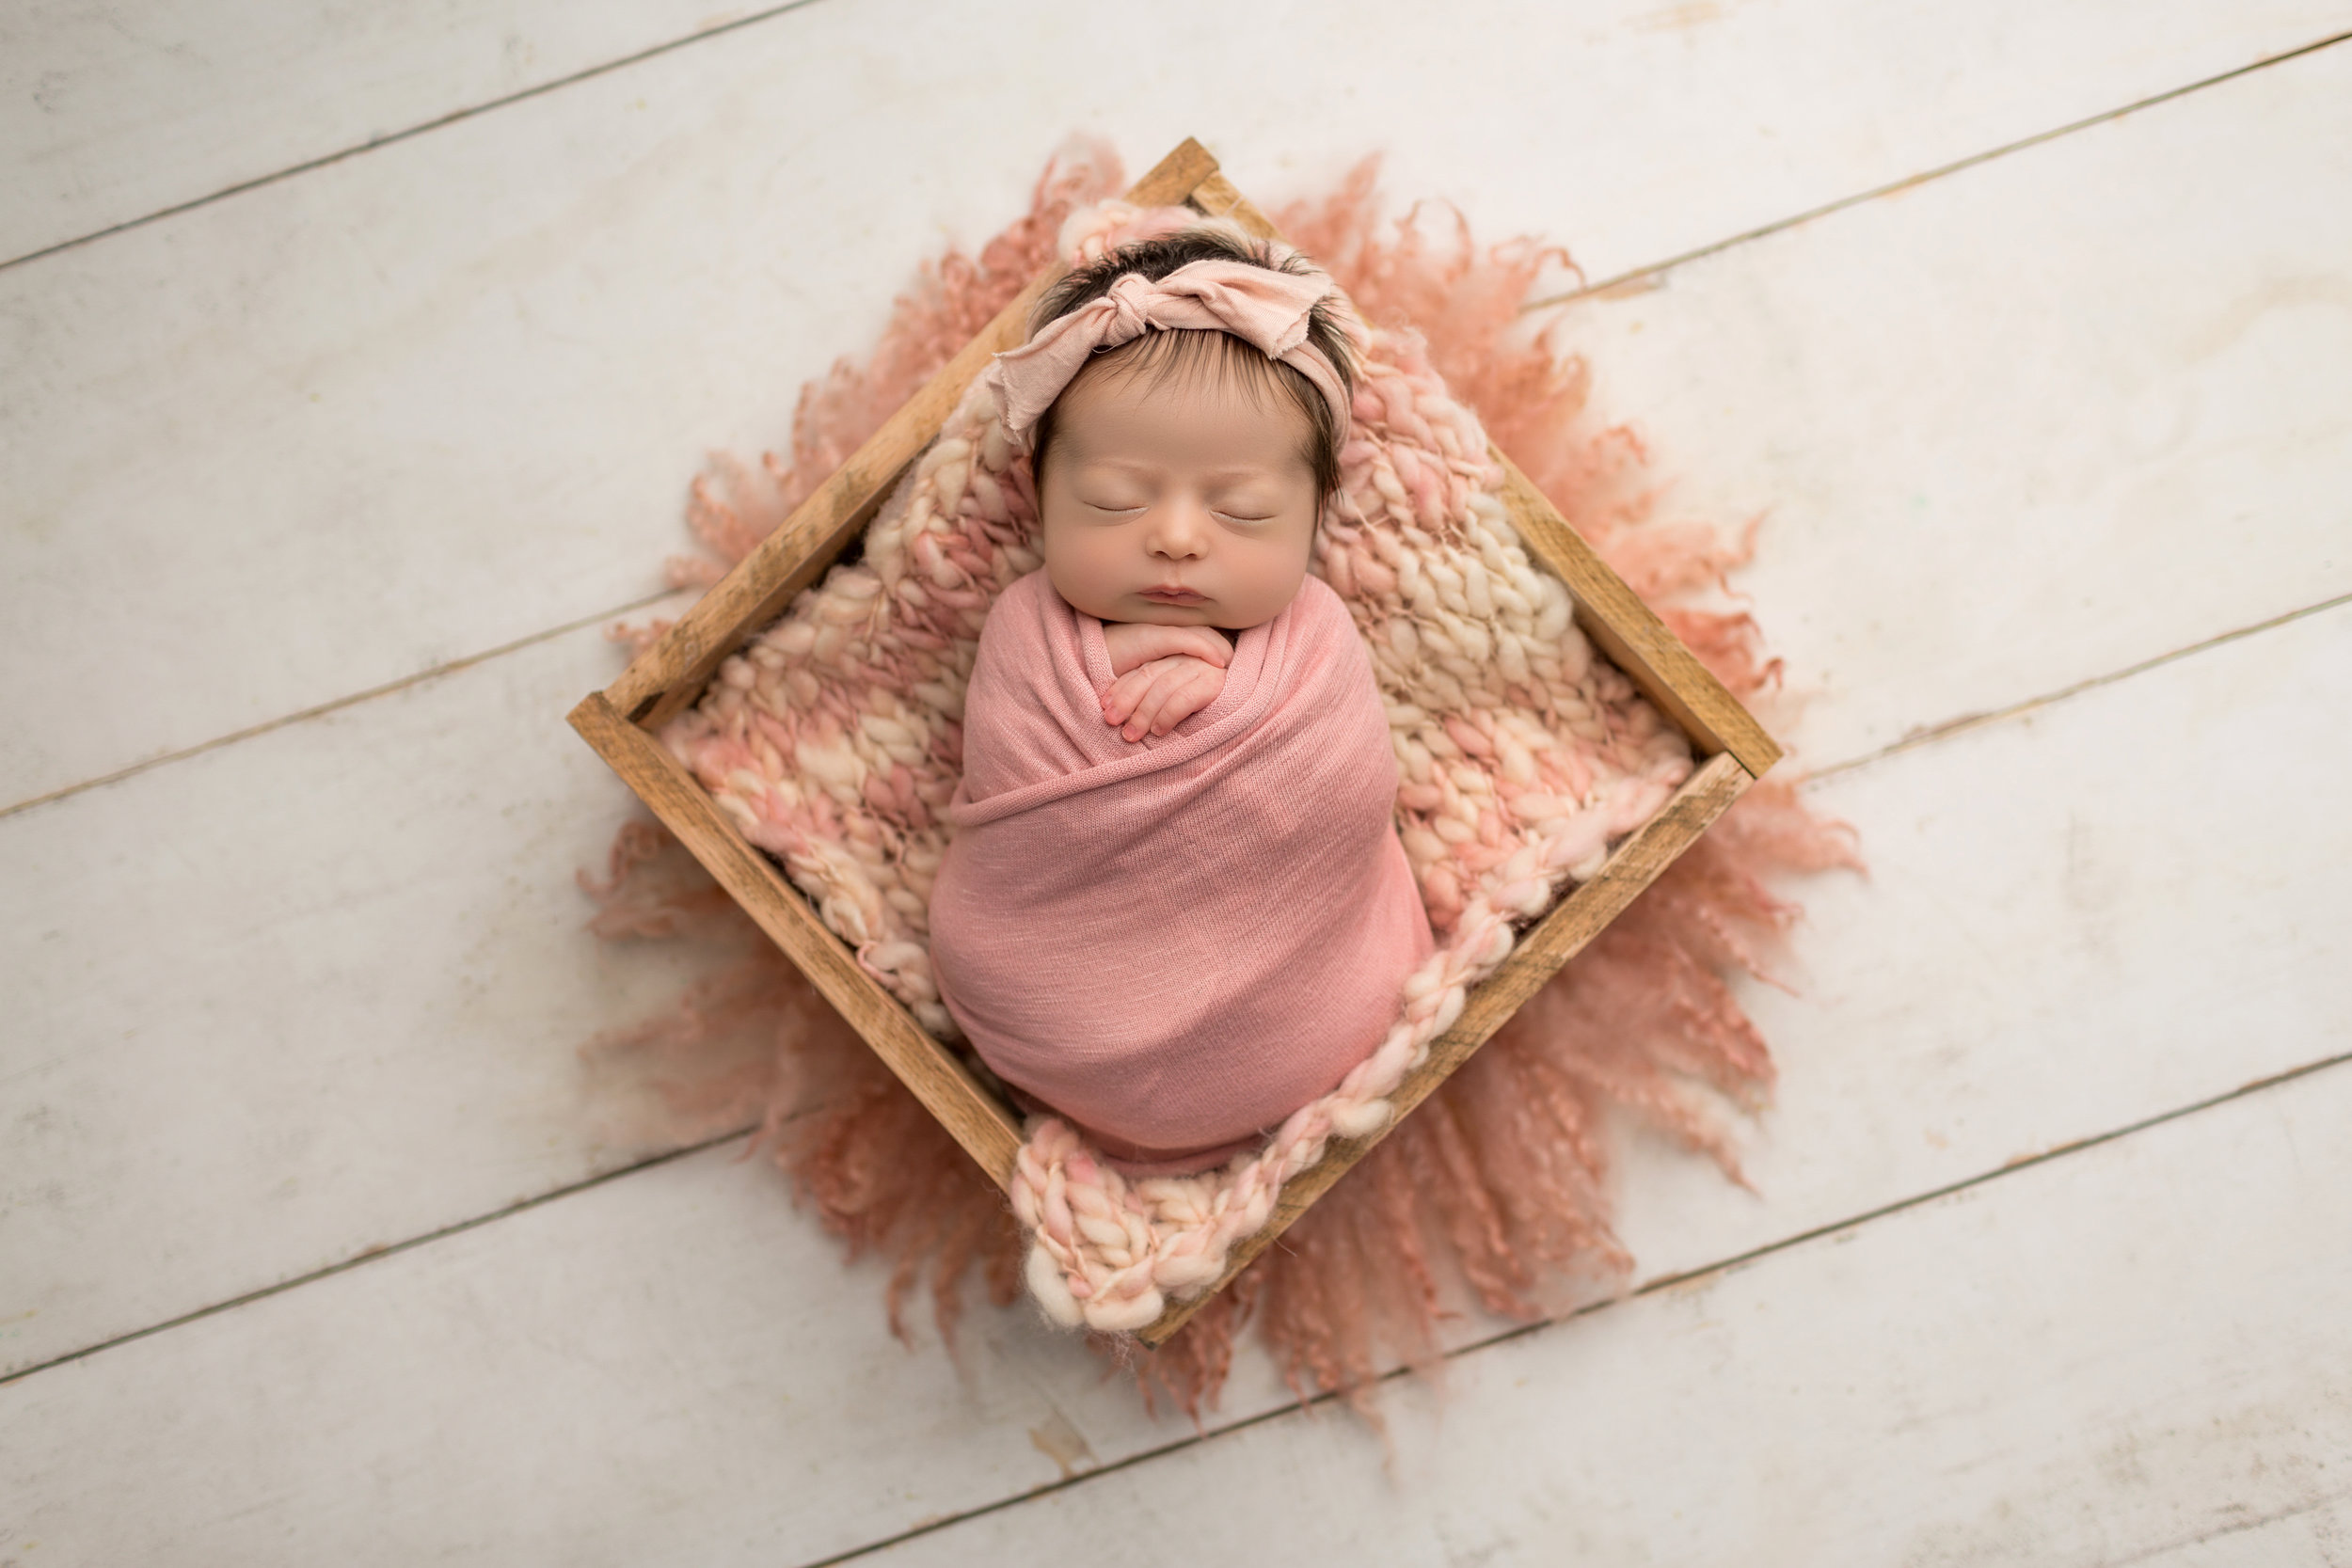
<box><xmin>1077</xmin><ymin>500</ymin><xmax>1271</xmax><ymax>522</ymax></box>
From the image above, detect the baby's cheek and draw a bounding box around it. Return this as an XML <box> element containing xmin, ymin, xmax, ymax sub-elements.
<box><xmin>1041</xmin><ymin>521</ymin><xmax>1127</xmax><ymax>619</ymax></box>
<box><xmin>1228</xmin><ymin>537</ymin><xmax>1312</xmax><ymax>621</ymax></box>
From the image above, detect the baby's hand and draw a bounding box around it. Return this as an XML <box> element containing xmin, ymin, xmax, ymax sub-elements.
<box><xmin>1098</xmin><ymin>623</ymin><xmax>1231</xmax><ymax>742</ymax></box>
<box><xmin>1100</xmin><ymin>621</ymin><xmax>1232</xmax><ymax>677</ymax></box>
<box><xmin>1103</xmin><ymin>655</ymin><xmax>1227</xmax><ymax>741</ymax></box>
<box><xmin>1100</xmin><ymin>621</ymin><xmax>1232</xmax><ymax>740</ymax></box>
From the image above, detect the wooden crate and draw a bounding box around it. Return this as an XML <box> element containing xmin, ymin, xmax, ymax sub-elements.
<box><xmin>568</xmin><ymin>138</ymin><xmax>1782</xmax><ymax>1347</ymax></box>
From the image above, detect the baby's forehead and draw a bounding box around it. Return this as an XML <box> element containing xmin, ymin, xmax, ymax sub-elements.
<box><xmin>1053</xmin><ymin>349</ymin><xmax>1315</xmax><ymax>463</ymax></box>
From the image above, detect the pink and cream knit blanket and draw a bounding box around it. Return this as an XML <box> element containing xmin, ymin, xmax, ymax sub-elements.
<box><xmin>930</xmin><ymin>566</ymin><xmax>1434</xmax><ymax>1175</ymax></box>
<box><xmin>664</xmin><ymin>199</ymin><xmax>1699</xmax><ymax>1333</ymax></box>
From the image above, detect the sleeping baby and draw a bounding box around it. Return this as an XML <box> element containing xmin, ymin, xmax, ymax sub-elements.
<box><xmin>927</xmin><ymin>229</ymin><xmax>1436</xmax><ymax>1176</ymax></box>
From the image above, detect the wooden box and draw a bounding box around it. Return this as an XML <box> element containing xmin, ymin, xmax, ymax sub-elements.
<box><xmin>568</xmin><ymin>139</ymin><xmax>1781</xmax><ymax>1345</ymax></box>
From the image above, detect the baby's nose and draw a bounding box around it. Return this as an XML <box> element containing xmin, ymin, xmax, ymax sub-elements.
<box><xmin>1146</xmin><ymin>503</ymin><xmax>1211</xmax><ymax>558</ymax></box>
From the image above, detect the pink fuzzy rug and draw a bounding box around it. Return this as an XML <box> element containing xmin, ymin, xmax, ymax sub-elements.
<box><xmin>580</xmin><ymin>140</ymin><xmax>1859</xmax><ymax>1418</ymax></box>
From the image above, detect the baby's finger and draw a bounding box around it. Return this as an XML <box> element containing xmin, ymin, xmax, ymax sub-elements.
<box><xmin>1142</xmin><ymin>662</ymin><xmax>1218</xmax><ymax>737</ymax></box>
<box><xmin>1104</xmin><ymin>660</ymin><xmax>1185</xmax><ymax>724</ymax></box>
<box><xmin>1119</xmin><ymin>671</ymin><xmax>1167</xmax><ymax>740</ymax></box>
<box><xmin>1170</xmin><ymin>666</ymin><xmax>1223</xmax><ymax>734</ymax></box>
<box><xmin>1101</xmin><ymin>667</ymin><xmax>1152</xmax><ymax>725</ymax></box>
<box><xmin>1121</xmin><ymin>661</ymin><xmax>1188</xmax><ymax>741</ymax></box>
<box><xmin>1112</xmin><ymin>622</ymin><xmax>1232</xmax><ymax>674</ymax></box>
<box><xmin>1170</xmin><ymin>626</ymin><xmax>1232</xmax><ymax>668</ymax></box>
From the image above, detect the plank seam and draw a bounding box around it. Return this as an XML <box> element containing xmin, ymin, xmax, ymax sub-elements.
<box><xmin>0</xmin><ymin>588</ymin><xmax>678</xmax><ymax>822</ymax></box>
<box><xmin>0</xmin><ymin>0</ymin><xmax>837</xmax><ymax>274</ymax></box>
<box><xmin>0</xmin><ymin>1122</ymin><xmax>759</xmax><ymax>1387</ymax></box>
<box><xmin>1521</xmin><ymin>28</ymin><xmax>2352</xmax><ymax>310</ymax></box>
<box><xmin>798</xmin><ymin>1048</ymin><xmax>2352</xmax><ymax>1568</ymax></box>
<box><xmin>1806</xmin><ymin>589</ymin><xmax>2352</xmax><ymax>784</ymax></box>
<box><xmin>2103</xmin><ymin>1485</ymin><xmax>2352</xmax><ymax>1567</ymax></box>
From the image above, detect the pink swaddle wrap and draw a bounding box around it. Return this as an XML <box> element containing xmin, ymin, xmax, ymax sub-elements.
<box><xmin>928</xmin><ymin>566</ymin><xmax>1435</xmax><ymax>1175</ymax></box>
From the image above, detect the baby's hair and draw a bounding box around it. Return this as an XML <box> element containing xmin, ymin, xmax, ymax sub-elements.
<box><xmin>1025</xmin><ymin>228</ymin><xmax>1359</xmax><ymax>499</ymax></box>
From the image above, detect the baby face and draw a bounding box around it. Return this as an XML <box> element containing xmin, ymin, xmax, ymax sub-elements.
<box><xmin>1036</xmin><ymin>354</ymin><xmax>1321</xmax><ymax>631</ymax></box>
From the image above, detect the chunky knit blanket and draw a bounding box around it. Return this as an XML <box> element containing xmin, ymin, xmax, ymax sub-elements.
<box><xmin>932</xmin><ymin>567</ymin><xmax>1434</xmax><ymax>1180</ymax></box>
<box><xmin>587</xmin><ymin>142</ymin><xmax>1859</xmax><ymax>1413</ymax></box>
<box><xmin>661</xmin><ymin>192</ymin><xmax>1702</xmax><ymax>1333</ymax></box>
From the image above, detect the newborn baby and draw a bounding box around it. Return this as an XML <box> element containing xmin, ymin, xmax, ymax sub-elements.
<box><xmin>927</xmin><ymin>230</ymin><xmax>1436</xmax><ymax>1175</ymax></box>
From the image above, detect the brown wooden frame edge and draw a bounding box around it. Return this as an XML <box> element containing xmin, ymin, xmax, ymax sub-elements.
<box><xmin>565</xmin><ymin>135</ymin><xmax>1783</xmax><ymax>1351</ymax></box>
<box><xmin>568</xmin><ymin>689</ymin><xmax>1026</xmax><ymax>1177</ymax></box>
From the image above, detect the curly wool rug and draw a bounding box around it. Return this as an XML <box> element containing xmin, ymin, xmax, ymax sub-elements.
<box><xmin>580</xmin><ymin>140</ymin><xmax>1859</xmax><ymax>1418</ymax></box>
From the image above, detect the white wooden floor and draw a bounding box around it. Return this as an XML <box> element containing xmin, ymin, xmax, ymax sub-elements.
<box><xmin>5</xmin><ymin>4</ymin><xmax>2350</xmax><ymax>1562</ymax></box>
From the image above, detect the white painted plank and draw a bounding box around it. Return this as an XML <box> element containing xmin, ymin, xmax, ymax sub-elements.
<box><xmin>0</xmin><ymin>0</ymin><xmax>763</xmax><ymax>263</ymax></box>
<box><xmin>1604</xmin><ymin>602</ymin><xmax>2352</xmax><ymax>1287</ymax></box>
<box><xmin>7</xmin><ymin>0</ymin><xmax>2339</xmax><ymax>269</ymax></box>
<box><xmin>6</xmin><ymin>586</ymin><xmax>2346</xmax><ymax>1557</ymax></box>
<box><xmin>865</xmin><ymin>1065</ymin><xmax>2352</xmax><ymax>1568</ymax></box>
<box><xmin>0</xmin><ymin>1137</ymin><xmax>1296</xmax><ymax>1567</ymax></box>
<box><xmin>1554</xmin><ymin>38</ymin><xmax>2352</xmax><ymax>770</ymax></box>
<box><xmin>0</xmin><ymin>602</ymin><xmax>703</xmax><ymax>1378</ymax></box>
<box><xmin>7</xmin><ymin>0</ymin><xmax>2349</xmax><ymax>808</ymax></box>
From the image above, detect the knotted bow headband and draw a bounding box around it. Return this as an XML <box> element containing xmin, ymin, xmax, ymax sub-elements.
<box><xmin>981</xmin><ymin>256</ymin><xmax>1353</xmax><ymax>451</ymax></box>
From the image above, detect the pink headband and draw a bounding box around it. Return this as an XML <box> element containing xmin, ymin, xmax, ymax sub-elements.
<box><xmin>982</xmin><ymin>257</ymin><xmax>1352</xmax><ymax>451</ymax></box>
